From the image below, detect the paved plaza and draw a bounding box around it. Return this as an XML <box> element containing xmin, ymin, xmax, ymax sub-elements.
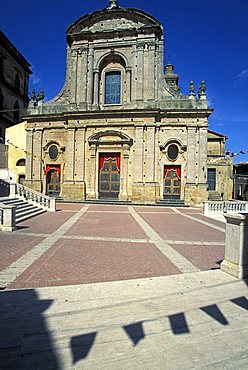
<box><xmin>0</xmin><ymin>204</ymin><xmax>247</xmax><ymax>369</ymax></box>
<box><xmin>0</xmin><ymin>204</ymin><xmax>226</xmax><ymax>289</ymax></box>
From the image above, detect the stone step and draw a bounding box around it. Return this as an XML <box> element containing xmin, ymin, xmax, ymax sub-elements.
<box><xmin>0</xmin><ymin>197</ymin><xmax>47</xmax><ymax>223</ymax></box>
<box><xmin>16</xmin><ymin>208</ymin><xmax>46</xmax><ymax>223</ymax></box>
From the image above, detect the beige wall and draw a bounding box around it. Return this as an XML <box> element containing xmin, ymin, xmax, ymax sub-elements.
<box><xmin>5</xmin><ymin>121</ymin><xmax>27</xmax><ymax>183</ymax></box>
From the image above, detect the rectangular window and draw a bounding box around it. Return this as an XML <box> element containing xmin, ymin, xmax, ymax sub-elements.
<box><xmin>105</xmin><ymin>71</ymin><xmax>121</xmax><ymax>104</ymax></box>
<box><xmin>207</xmin><ymin>169</ymin><xmax>216</xmax><ymax>191</ymax></box>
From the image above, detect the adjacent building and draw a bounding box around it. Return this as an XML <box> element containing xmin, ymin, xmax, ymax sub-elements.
<box><xmin>24</xmin><ymin>0</ymin><xmax>232</xmax><ymax>205</ymax></box>
<box><xmin>0</xmin><ymin>30</ymin><xmax>32</xmax><ymax>170</ymax></box>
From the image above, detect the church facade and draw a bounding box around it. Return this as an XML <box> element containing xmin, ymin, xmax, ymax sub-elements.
<box><xmin>24</xmin><ymin>1</ymin><xmax>232</xmax><ymax>205</ymax></box>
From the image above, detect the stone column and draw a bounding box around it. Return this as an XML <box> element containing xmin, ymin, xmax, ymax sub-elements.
<box><xmin>78</xmin><ymin>47</ymin><xmax>88</xmax><ymax>109</ymax></box>
<box><xmin>87</xmin><ymin>144</ymin><xmax>97</xmax><ymax>199</ymax></box>
<box><xmin>119</xmin><ymin>144</ymin><xmax>129</xmax><ymax>200</ymax></box>
<box><xmin>145</xmin><ymin>125</ymin><xmax>155</xmax><ymax>182</ymax></box>
<box><xmin>136</xmin><ymin>43</ymin><xmax>144</xmax><ymax>101</ymax></box>
<box><xmin>32</xmin><ymin>129</ymin><xmax>43</xmax><ymax>183</ymax></box>
<box><xmin>75</xmin><ymin>127</ymin><xmax>86</xmax><ymax>182</ymax></box>
<box><xmin>134</xmin><ymin>125</ymin><xmax>144</xmax><ymax>182</ymax></box>
<box><xmin>25</xmin><ymin>129</ymin><xmax>33</xmax><ymax>182</ymax></box>
<box><xmin>93</xmin><ymin>69</ymin><xmax>100</xmax><ymax>109</ymax></box>
<box><xmin>198</xmin><ymin>127</ymin><xmax>208</xmax><ymax>184</ymax></box>
<box><xmin>221</xmin><ymin>213</ymin><xmax>248</xmax><ymax>279</ymax></box>
<box><xmin>132</xmin><ymin>125</ymin><xmax>144</xmax><ymax>202</ymax></box>
<box><xmin>70</xmin><ymin>49</ymin><xmax>78</xmax><ymax>107</ymax></box>
<box><xmin>126</xmin><ymin>67</ymin><xmax>131</xmax><ymax>104</ymax></box>
<box><xmin>65</xmin><ymin>128</ymin><xmax>75</xmax><ymax>182</ymax></box>
<box><xmin>86</xmin><ymin>47</ymin><xmax>94</xmax><ymax>109</ymax></box>
<box><xmin>147</xmin><ymin>44</ymin><xmax>155</xmax><ymax>101</ymax></box>
<box><xmin>131</xmin><ymin>44</ymin><xmax>137</xmax><ymax>102</ymax></box>
<box><xmin>186</xmin><ymin>127</ymin><xmax>196</xmax><ymax>183</ymax></box>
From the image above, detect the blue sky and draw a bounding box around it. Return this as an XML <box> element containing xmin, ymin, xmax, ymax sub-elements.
<box><xmin>1</xmin><ymin>0</ymin><xmax>248</xmax><ymax>162</ymax></box>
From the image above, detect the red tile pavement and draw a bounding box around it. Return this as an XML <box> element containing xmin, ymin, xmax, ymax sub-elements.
<box><xmin>178</xmin><ymin>208</ymin><xmax>202</xmax><ymax>214</ymax></box>
<box><xmin>87</xmin><ymin>205</ymin><xmax>129</xmax><ymax>212</ymax></box>
<box><xmin>190</xmin><ymin>213</ymin><xmax>226</xmax><ymax>229</ymax></box>
<box><xmin>134</xmin><ymin>207</ymin><xmax>174</xmax><ymax>213</ymax></box>
<box><xmin>135</xmin><ymin>212</ymin><xmax>225</xmax><ymax>242</ymax></box>
<box><xmin>65</xmin><ymin>211</ymin><xmax>148</xmax><ymax>239</ymax></box>
<box><xmin>0</xmin><ymin>234</ymin><xmax>44</xmax><ymax>272</ymax></box>
<box><xmin>1</xmin><ymin>204</ymin><xmax>229</xmax><ymax>290</ymax></box>
<box><xmin>56</xmin><ymin>203</ymin><xmax>85</xmax><ymax>211</ymax></box>
<box><xmin>9</xmin><ymin>239</ymin><xmax>180</xmax><ymax>289</ymax></box>
<box><xmin>16</xmin><ymin>210</ymin><xmax>77</xmax><ymax>235</ymax></box>
<box><xmin>172</xmin><ymin>244</ymin><xmax>225</xmax><ymax>271</ymax></box>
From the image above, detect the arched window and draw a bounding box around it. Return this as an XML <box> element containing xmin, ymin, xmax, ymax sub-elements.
<box><xmin>16</xmin><ymin>158</ymin><xmax>26</xmax><ymax>166</ymax></box>
<box><xmin>105</xmin><ymin>71</ymin><xmax>121</xmax><ymax>104</ymax></box>
<box><xmin>13</xmin><ymin>101</ymin><xmax>20</xmax><ymax>122</ymax></box>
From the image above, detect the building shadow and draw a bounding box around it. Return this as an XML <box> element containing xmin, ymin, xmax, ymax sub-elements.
<box><xmin>0</xmin><ymin>289</ymin><xmax>60</xmax><ymax>369</ymax></box>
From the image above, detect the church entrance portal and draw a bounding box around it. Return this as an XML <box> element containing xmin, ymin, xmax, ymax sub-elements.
<box><xmin>99</xmin><ymin>153</ymin><xmax>120</xmax><ymax>199</ymax></box>
<box><xmin>46</xmin><ymin>165</ymin><xmax>61</xmax><ymax>197</ymax></box>
<box><xmin>164</xmin><ymin>165</ymin><xmax>181</xmax><ymax>199</ymax></box>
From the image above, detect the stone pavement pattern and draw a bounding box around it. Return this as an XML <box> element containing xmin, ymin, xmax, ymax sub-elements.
<box><xmin>0</xmin><ymin>204</ymin><xmax>247</xmax><ymax>369</ymax></box>
<box><xmin>0</xmin><ymin>271</ymin><xmax>247</xmax><ymax>369</ymax></box>
<box><xmin>0</xmin><ymin>204</ymin><xmax>226</xmax><ymax>289</ymax></box>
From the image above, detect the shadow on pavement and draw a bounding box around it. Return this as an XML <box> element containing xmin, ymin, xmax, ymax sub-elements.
<box><xmin>200</xmin><ymin>304</ymin><xmax>229</xmax><ymax>325</ymax></box>
<box><xmin>70</xmin><ymin>332</ymin><xmax>97</xmax><ymax>364</ymax></box>
<box><xmin>168</xmin><ymin>312</ymin><xmax>190</xmax><ymax>335</ymax></box>
<box><xmin>0</xmin><ymin>289</ymin><xmax>60</xmax><ymax>369</ymax></box>
<box><xmin>123</xmin><ymin>321</ymin><xmax>145</xmax><ymax>346</ymax></box>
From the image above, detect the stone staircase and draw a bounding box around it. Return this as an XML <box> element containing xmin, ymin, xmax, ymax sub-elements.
<box><xmin>208</xmin><ymin>191</ymin><xmax>222</xmax><ymax>201</ymax></box>
<box><xmin>0</xmin><ymin>197</ymin><xmax>46</xmax><ymax>223</ymax></box>
<box><xmin>156</xmin><ymin>198</ymin><xmax>187</xmax><ymax>207</ymax></box>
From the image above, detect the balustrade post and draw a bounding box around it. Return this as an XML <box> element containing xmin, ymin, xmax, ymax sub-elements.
<box><xmin>221</xmin><ymin>213</ymin><xmax>248</xmax><ymax>279</ymax></box>
<box><xmin>49</xmin><ymin>197</ymin><xmax>56</xmax><ymax>212</ymax></box>
<box><xmin>9</xmin><ymin>183</ymin><xmax>16</xmax><ymax>197</ymax></box>
<box><xmin>1</xmin><ymin>205</ymin><xmax>16</xmax><ymax>232</ymax></box>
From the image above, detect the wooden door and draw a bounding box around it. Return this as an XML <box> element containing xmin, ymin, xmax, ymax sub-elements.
<box><xmin>99</xmin><ymin>154</ymin><xmax>120</xmax><ymax>199</ymax></box>
<box><xmin>46</xmin><ymin>167</ymin><xmax>60</xmax><ymax>196</ymax></box>
<box><xmin>164</xmin><ymin>167</ymin><xmax>181</xmax><ymax>198</ymax></box>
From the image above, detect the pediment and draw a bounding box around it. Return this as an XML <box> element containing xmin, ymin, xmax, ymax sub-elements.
<box><xmin>88</xmin><ymin>130</ymin><xmax>133</xmax><ymax>146</ymax></box>
<box><xmin>67</xmin><ymin>8</ymin><xmax>162</xmax><ymax>36</ymax></box>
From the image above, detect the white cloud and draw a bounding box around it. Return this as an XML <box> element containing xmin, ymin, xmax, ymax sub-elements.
<box><xmin>234</xmin><ymin>69</ymin><xmax>248</xmax><ymax>86</ymax></box>
<box><xmin>30</xmin><ymin>72</ymin><xmax>41</xmax><ymax>85</ymax></box>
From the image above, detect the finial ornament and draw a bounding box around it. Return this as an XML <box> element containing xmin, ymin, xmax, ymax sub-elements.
<box><xmin>189</xmin><ymin>80</ymin><xmax>195</xmax><ymax>96</ymax></box>
<box><xmin>108</xmin><ymin>0</ymin><xmax>119</xmax><ymax>9</ymax></box>
<box><xmin>198</xmin><ymin>80</ymin><xmax>206</xmax><ymax>97</ymax></box>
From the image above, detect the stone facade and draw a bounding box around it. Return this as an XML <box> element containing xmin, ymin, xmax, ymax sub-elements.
<box><xmin>0</xmin><ymin>31</ymin><xmax>31</xmax><ymax>170</ymax></box>
<box><xmin>24</xmin><ymin>1</ymin><xmax>232</xmax><ymax>205</ymax></box>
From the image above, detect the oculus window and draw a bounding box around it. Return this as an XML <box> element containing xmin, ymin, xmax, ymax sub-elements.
<box><xmin>167</xmin><ymin>144</ymin><xmax>179</xmax><ymax>161</ymax></box>
<box><xmin>105</xmin><ymin>71</ymin><xmax>121</xmax><ymax>104</ymax></box>
<box><xmin>49</xmin><ymin>145</ymin><xmax>59</xmax><ymax>160</ymax></box>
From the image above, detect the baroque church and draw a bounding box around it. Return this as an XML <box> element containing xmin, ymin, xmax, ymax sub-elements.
<box><xmin>24</xmin><ymin>0</ymin><xmax>232</xmax><ymax>205</ymax></box>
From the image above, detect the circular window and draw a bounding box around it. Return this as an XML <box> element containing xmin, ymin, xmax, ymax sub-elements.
<box><xmin>49</xmin><ymin>145</ymin><xmax>58</xmax><ymax>160</ymax></box>
<box><xmin>167</xmin><ymin>144</ymin><xmax>179</xmax><ymax>161</ymax></box>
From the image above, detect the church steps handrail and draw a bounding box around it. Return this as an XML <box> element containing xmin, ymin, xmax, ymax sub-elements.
<box><xmin>10</xmin><ymin>183</ymin><xmax>56</xmax><ymax>212</ymax></box>
<box><xmin>203</xmin><ymin>201</ymin><xmax>248</xmax><ymax>214</ymax></box>
<box><xmin>0</xmin><ymin>202</ymin><xmax>16</xmax><ymax>232</ymax></box>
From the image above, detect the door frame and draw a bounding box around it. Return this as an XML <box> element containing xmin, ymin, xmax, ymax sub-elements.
<box><xmin>163</xmin><ymin>165</ymin><xmax>181</xmax><ymax>199</ymax></box>
<box><xmin>98</xmin><ymin>153</ymin><xmax>120</xmax><ymax>199</ymax></box>
<box><xmin>45</xmin><ymin>165</ymin><xmax>61</xmax><ymax>197</ymax></box>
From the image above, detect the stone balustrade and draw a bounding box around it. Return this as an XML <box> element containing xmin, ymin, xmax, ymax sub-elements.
<box><xmin>203</xmin><ymin>201</ymin><xmax>248</xmax><ymax>214</ymax></box>
<box><xmin>10</xmin><ymin>183</ymin><xmax>56</xmax><ymax>212</ymax></box>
